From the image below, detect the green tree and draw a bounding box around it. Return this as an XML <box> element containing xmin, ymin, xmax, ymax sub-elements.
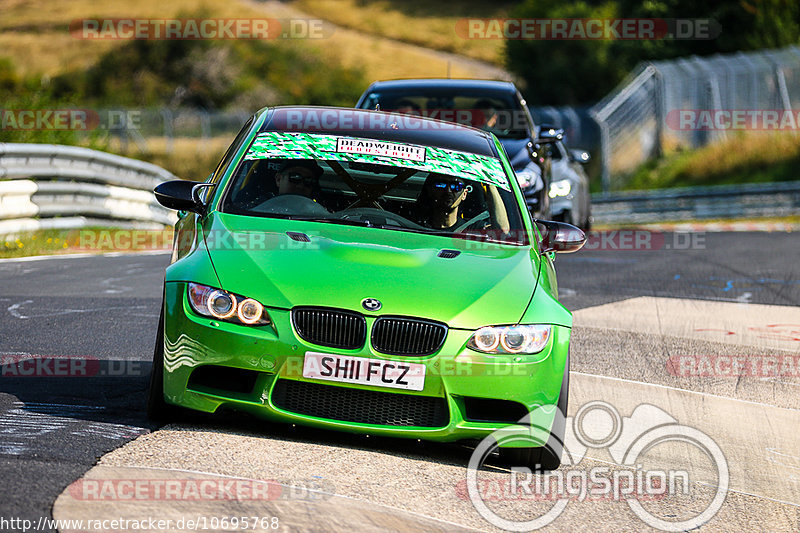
<box><xmin>506</xmin><ymin>0</ymin><xmax>800</xmax><ymax>105</ymax></box>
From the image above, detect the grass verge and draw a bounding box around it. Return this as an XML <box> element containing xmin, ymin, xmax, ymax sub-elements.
<box><xmin>0</xmin><ymin>227</ymin><xmax>173</xmax><ymax>259</ymax></box>
<box><xmin>624</xmin><ymin>132</ymin><xmax>800</xmax><ymax>190</ymax></box>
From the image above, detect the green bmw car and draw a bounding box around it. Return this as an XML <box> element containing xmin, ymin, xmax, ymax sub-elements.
<box><xmin>148</xmin><ymin>106</ymin><xmax>585</xmax><ymax>470</ymax></box>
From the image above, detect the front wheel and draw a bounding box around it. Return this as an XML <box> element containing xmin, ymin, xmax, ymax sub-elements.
<box><xmin>501</xmin><ymin>353</ymin><xmax>569</xmax><ymax>472</ymax></box>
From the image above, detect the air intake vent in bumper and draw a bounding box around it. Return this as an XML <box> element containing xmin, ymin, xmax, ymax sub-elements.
<box><xmin>271</xmin><ymin>379</ymin><xmax>449</xmax><ymax>427</ymax></box>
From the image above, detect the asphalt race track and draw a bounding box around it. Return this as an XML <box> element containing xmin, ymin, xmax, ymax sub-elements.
<box><xmin>1</xmin><ymin>231</ymin><xmax>799</xmax><ymax>532</ymax></box>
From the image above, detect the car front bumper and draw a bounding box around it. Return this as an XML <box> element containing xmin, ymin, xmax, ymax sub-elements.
<box><xmin>161</xmin><ymin>282</ymin><xmax>570</xmax><ymax>446</ymax></box>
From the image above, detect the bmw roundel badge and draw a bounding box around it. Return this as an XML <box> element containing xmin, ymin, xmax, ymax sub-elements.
<box><xmin>361</xmin><ymin>298</ymin><xmax>382</xmax><ymax>311</ymax></box>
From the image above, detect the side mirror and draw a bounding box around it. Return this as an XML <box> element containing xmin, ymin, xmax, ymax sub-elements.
<box><xmin>535</xmin><ymin>219</ymin><xmax>586</xmax><ymax>254</ymax></box>
<box><xmin>536</xmin><ymin>125</ymin><xmax>564</xmax><ymax>144</ymax></box>
<box><xmin>154</xmin><ymin>180</ymin><xmax>209</xmax><ymax>213</ymax></box>
<box><xmin>570</xmin><ymin>149</ymin><xmax>591</xmax><ymax>164</ymax></box>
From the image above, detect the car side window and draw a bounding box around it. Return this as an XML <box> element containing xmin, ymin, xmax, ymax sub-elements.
<box><xmin>203</xmin><ymin>116</ymin><xmax>255</xmax><ymax>201</ymax></box>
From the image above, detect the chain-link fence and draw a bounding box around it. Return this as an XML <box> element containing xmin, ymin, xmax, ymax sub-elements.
<box><xmin>591</xmin><ymin>45</ymin><xmax>800</xmax><ymax>191</ymax></box>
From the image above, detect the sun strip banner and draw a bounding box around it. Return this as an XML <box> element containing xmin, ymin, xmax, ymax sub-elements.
<box><xmin>244</xmin><ymin>131</ymin><xmax>511</xmax><ymax>191</ymax></box>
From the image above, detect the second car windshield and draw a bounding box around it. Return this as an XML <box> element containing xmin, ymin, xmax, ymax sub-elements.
<box><xmin>220</xmin><ymin>156</ymin><xmax>528</xmax><ymax>246</ymax></box>
<box><xmin>360</xmin><ymin>89</ymin><xmax>529</xmax><ymax>139</ymax></box>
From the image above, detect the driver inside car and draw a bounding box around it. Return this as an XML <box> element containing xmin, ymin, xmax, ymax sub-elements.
<box><xmin>275</xmin><ymin>159</ymin><xmax>324</xmax><ymax>198</ymax></box>
<box><xmin>248</xmin><ymin>159</ymin><xmax>330</xmax><ymax>216</ymax></box>
<box><xmin>413</xmin><ymin>173</ymin><xmax>512</xmax><ymax>235</ymax></box>
<box><xmin>412</xmin><ymin>173</ymin><xmax>470</xmax><ymax>230</ymax></box>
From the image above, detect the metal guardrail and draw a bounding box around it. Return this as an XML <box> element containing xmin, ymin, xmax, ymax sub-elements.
<box><xmin>591</xmin><ymin>181</ymin><xmax>800</xmax><ymax>224</ymax></box>
<box><xmin>0</xmin><ymin>143</ymin><xmax>177</xmax><ymax>235</ymax></box>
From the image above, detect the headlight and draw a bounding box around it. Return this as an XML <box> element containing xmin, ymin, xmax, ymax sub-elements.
<box><xmin>467</xmin><ymin>325</ymin><xmax>551</xmax><ymax>354</ymax></box>
<box><xmin>188</xmin><ymin>283</ymin><xmax>270</xmax><ymax>326</ymax></box>
<box><xmin>549</xmin><ymin>179</ymin><xmax>571</xmax><ymax>198</ymax></box>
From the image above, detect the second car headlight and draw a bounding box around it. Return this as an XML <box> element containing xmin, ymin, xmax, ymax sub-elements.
<box><xmin>549</xmin><ymin>179</ymin><xmax>572</xmax><ymax>198</ymax></box>
<box><xmin>467</xmin><ymin>325</ymin><xmax>551</xmax><ymax>354</ymax></box>
<box><xmin>188</xmin><ymin>283</ymin><xmax>270</xmax><ymax>326</ymax></box>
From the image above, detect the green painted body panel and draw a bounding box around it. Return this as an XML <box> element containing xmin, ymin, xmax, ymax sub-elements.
<box><xmin>165</xmin><ymin>217</ymin><xmax>221</xmax><ymax>288</ymax></box>
<box><xmin>200</xmin><ymin>211</ymin><xmax>540</xmax><ymax>329</ymax></box>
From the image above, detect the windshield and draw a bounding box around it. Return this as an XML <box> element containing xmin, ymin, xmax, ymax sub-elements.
<box><xmin>359</xmin><ymin>88</ymin><xmax>530</xmax><ymax>140</ymax></box>
<box><xmin>220</xmin><ymin>132</ymin><xmax>528</xmax><ymax>245</ymax></box>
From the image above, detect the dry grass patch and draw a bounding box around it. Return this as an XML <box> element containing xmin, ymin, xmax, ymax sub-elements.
<box><xmin>292</xmin><ymin>0</ymin><xmax>510</xmax><ymax>65</ymax></box>
<box><xmin>1</xmin><ymin>0</ymin><xmax>508</xmax><ymax>82</ymax></box>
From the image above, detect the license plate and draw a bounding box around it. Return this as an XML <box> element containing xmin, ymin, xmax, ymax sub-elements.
<box><xmin>302</xmin><ymin>351</ymin><xmax>425</xmax><ymax>391</ymax></box>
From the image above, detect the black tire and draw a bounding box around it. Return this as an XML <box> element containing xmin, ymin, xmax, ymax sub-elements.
<box><xmin>146</xmin><ymin>304</ymin><xmax>183</xmax><ymax>422</ymax></box>
<box><xmin>501</xmin><ymin>353</ymin><xmax>570</xmax><ymax>472</ymax></box>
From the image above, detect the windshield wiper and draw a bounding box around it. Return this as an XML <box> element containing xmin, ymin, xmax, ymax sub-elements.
<box><xmin>291</xmin><ymin>217</ymin><xmax>373</xmax><ymax>227</ymax></box>
<box><xmin>291</xmin><ymin>217</ymin><xmax>424</xmax><ymax>233</ymax></box>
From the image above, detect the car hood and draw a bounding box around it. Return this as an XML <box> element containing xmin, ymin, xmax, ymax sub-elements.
<box><xmin>203</xmin><ymin>212</ymin><xmax>540</xmax><ymax>329</ymax></box>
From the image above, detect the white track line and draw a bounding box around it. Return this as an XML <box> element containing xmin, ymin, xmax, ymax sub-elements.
<box><xmin>0</xmin><ymin>250</ymin><xmax>169</xmax><ymax>263</ymax></box>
